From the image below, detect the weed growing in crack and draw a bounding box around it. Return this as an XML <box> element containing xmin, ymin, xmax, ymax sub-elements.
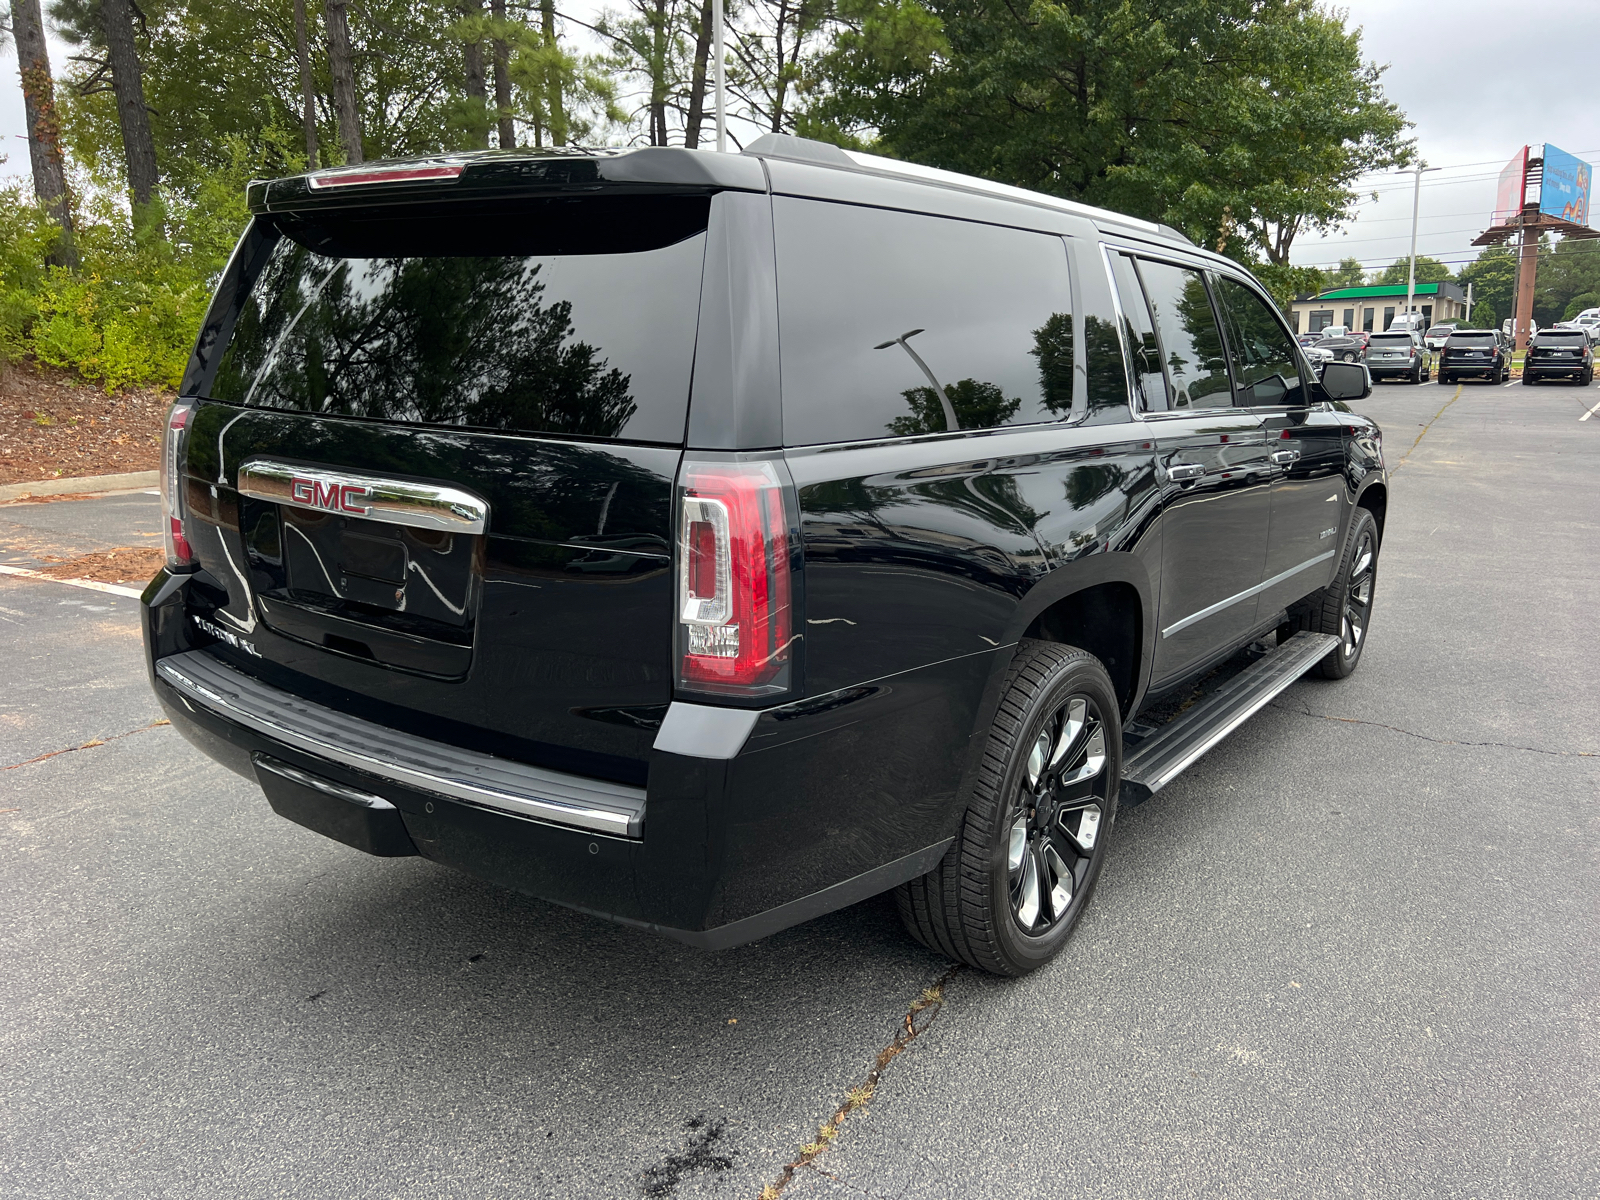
<box><xmin>758</xmin><ymin>965</ymin><xmax>961</xmax><ymax>1199</ymax></box>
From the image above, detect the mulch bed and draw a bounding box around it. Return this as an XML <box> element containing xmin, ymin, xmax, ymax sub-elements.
<box><xmin>0</xmin><ymin>360</ymin><xmax>171</xmax><ymax>486</ymax></box>
<box><xmin>33</xmin><ymin>546</ymin><xmax>167</xmax><ymax>586</ymax></box>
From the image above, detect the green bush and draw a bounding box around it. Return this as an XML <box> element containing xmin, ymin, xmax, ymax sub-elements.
<box><xmin>0</xmin><ymin>137</ymin><xmax>265</xmax><ymax>391</ymax></box>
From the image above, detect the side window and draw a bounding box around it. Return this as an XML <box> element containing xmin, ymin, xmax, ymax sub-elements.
<box><xmin>1134</xmin><ymin>258</ymin><xmax>1234</xmax><ymax>410</ymax></box>
<box><xmin>1108</xmin><ymin>253</ymin><xmax>1167</xmax><ymax>410</ymax></box>
<box><xmin>1212</xmin><ymin>275</ymin><xmax>1310</xmax><ymax>407</ymax></box>
<box><xmin>774</xmin><ymin>199</ymin><xmax>1077</xmax><ymax>445</ymax></box>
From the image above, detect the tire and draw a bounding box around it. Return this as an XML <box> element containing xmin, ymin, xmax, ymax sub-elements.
<box><xmin>1522</xmin><ymin>372</ymin><xmax>1535</xmax><ymax>385</ymax></box>
<box><xmin>1411</xmin><ymin>363</ymin><xmax>1422</xmax><ymax>384</ymax></box>
<box><xmin>1441</xmin><ymin>372</ymin><xmax>1454</xmax><ymax>384</ymax></box>
<box><xmin>896</xmin><ymin>642</ymin><xmax>1121</xmax><ymax>976</ymax></box>
<box><xmin>1287</xmin><ymin>507</ymin><xmax>1379</xmax><ymax>681</ymax></box>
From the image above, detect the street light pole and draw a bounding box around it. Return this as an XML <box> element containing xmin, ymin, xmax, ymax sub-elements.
<box><xmin>713</xmin><ymin>0</ymin><xmax>726</xmax><ymax>152</ymax></box>
<box><xmin>1405</xmin><ymin>162</ymin><xmax>1442</xmax><ymax>327</ymax></box>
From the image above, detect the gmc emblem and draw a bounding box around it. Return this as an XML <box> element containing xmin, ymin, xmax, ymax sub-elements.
<box><xmin>290</xmin><ymin>476</ymin><xmax>372</xmax><ymax>515</ymax></box>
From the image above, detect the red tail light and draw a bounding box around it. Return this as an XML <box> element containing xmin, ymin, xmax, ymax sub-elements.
<box><xmin>676</xmin><ymin>458</ymin><xmax>796</xmax><ymax>699</ymax></box>
<box><xmin>161</xmin><ymin>401</ymin><xmax>196</xmax><ymax>570</ymax></box>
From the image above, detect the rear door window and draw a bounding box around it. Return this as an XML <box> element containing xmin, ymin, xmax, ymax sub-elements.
<box><xmin>1108</xmin><ymin>253</ymin><xmax>1168</xmax><ymax>410</ymax></box>
<box><xmin>1132</xmin><ymin>258</ymin><xmax>1234</xmax><ymax>411</ymax></box>
<box><xmin>208</xmin><ymin>199</ymin><xmax>709</xmax><ymax>443</ymax></box>
<box><xmin>773</xmin><ymin>199</ymin><xmax>1077</xmax><ymax>445</ymax></box>
<box><xmin>1212</xmin><ymin>275</ymin><xmax>1310</xmax><ymax>407</ymax></box>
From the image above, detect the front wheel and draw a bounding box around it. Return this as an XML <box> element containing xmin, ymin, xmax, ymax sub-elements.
<box><xmin>1288</xmin><ymin>508</ymin><xmax>1379</xmax><ymax>680</ymax></box>
<box><xmin>896</xmin><ymin>642</ymin><xmax>1121</xmax><ymax>976</ymax></box>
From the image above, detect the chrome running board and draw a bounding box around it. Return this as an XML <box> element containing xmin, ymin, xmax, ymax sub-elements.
<box><xmin>155</xmin><ymin>650</ymin><xmax>647</xmax><ymax>838</ymax></box>
<box><xmin>1121</xmin><ymin>631</ymin><xmax>1339</xmax><ymax>806</ymax></box>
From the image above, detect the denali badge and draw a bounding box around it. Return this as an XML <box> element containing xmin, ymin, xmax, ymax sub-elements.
<box><xmin>290</xmin><ymin>476</ymin><xmax>372</xmax><ymax>516</ymax></box>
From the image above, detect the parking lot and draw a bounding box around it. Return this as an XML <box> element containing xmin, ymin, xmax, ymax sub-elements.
<box><xmin>3</xmin><ymin>378</ymin><xmax>1597</xmax><ymax>1199</ymax></box>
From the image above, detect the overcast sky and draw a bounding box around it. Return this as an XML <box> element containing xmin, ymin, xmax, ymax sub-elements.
<box><xmin>1</xmin><ymin>0</ymin><xmax>1595</xmax><ymax>276</ymax></box>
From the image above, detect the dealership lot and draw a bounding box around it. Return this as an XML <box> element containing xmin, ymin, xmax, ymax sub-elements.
<box><xmin>2</xmin><ymin>380</ymin><xmax>1597</xmax><ymax>1199</ymax></box>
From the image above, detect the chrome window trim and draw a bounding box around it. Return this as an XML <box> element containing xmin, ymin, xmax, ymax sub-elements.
<box><xmin>1161</xmin><ymin>550</ymin><xmax>1336</xmax><ymax>638</ymax></box>
<box><xmin>237</xmin><ymin>458</ymin><xmax>489</xmax><ymax>536</ymax></box>
<box><xmin>155</xmin><ymin>651</ymin><xmax>646</xmax><ymax>838</ymax></box>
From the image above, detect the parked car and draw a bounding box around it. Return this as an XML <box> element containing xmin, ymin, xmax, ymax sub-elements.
<box><xmin>1423</xmin><ymin>323</ymin><xmax>1458</xmax><ymax>352</ymax></box>
<box><xmin>1502</xmin><ymin>318</ymin><xmax>1539</xmax><ymax>342</ymax></box>
<box><xmin>1297</xmin><ymin>332</ymin><xmax>1322</xmax><ymax>348</ymax></box>
<box><xmin>1522</xmin><ymin>328</ymin><xmax>1594</xmax><ymax>384</ymax></box>
<box><xmin>1315</xmin><ymin>333</ymin><xmax>1367</xmax><ymax>363</ymax></box>
<box><xmin>1440</xmin><ymin>329</ymin><xmax>1512</xmax><ymax>383</ymax></box>
<box><xmin>1365</xmin><ymin>331</ymin><xmax>1432</xmax><ymax>383</ymax></box>
<box><xmin>142</xmin><ymin>136</ymin><xmax>1386</xmax><ymax>977</ymax></box>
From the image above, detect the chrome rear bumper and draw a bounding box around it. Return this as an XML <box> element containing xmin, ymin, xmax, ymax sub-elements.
<box><xmin>155</xmin><ymin>650</ymin><xmax>647</xmax><ymax>838</ymax></box>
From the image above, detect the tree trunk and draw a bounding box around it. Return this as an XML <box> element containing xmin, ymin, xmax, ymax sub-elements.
<box><xmin>683</xmin><ymin>0</ymin><xmax>712</xmax><ymax>148</ymax></box>
<box><xmin>324</xmin><ymin>0</ymin><xmax>363</xmax><ymax>163</ymax></box>
<box><xmin>9</xmin><ymin>0</ymin><xmax>75</xmax><ymax>267</ymax></box>
<box><xmin>540</xmin><ymin>0</ymin><xmax>566</xmax><ymax>146</ymax></box>
<box><xmin>491</xmin><ymin>0</ymin><xmax>514</xmax><ymax>148</ymax></box>
<box><xmin>650</xmin><ymin>0</ymin><xmax>668</xmax><ymax>145</ymax></box>
<box><xmin>101</xmin><ymin>0</ymin><xmax>161</xmax><ymax>225</ymax></box>
<box><xmin>293</xmin><ymin>0</ymin><xmax>318</xmax><ymax>168</ymax></box>
<box><xmin>461</xmin><ymin>0</ymin><xmax>488</xmax><ymax>149</ymax></box>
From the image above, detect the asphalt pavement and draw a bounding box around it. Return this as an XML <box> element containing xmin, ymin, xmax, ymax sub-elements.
<box><xmin>2</xmin><ymin>380</ymin><xmax>1597</xmax><ymax>1200</ymax></box>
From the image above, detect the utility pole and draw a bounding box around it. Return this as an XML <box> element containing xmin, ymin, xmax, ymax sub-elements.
<box><xmin>713</xmin><ymin>0</ymin><xmax>726</xmax><ymax>151</ymax></box>
<box><xmin>1406</xmin><ymin>162</ymin><xmax>1441</xmax><ymax>326</ymax></box>
<box><xmin>1465</xmin><ymin>281</ymin><xmax>1473</xmax><ymax>323</ymax></box>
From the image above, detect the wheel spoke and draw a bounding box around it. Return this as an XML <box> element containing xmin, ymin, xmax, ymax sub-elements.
<box><xmin>1025</xmin><ymin>723</ymin><xmax>1052</xmax><ymax>790</ymax></box>
<box><xmin>1352</xmin><ymin>547</ymin><xmax>1373</xmax><ymax>578</ymax></box>
<box><xmin>1059</xmin><ymin>722</ymin><xmax>1107</xmax><ymax>786</ymax></box>
<box><xmin>1015</xmin><ymin>846</ymin><xmax>1041</xmax><ymax>928</ymax></box>
<box><xmin>1048</xmin><ymin>698</ymin><xmax>1087</xmax><ymax>769</ymax></box>
<box><xmin>1043</xmin><ymin>842</ymin><xmax>1073</xmax><ymax>918</ymax></box>
<box><xmin>1057</xmin><ymin>800</ymin><xmax>1103</xmax><ymax>853</ymax></box>
<box><xmin>1007</xmin><ymin>814</ymin><xmax>1028</xmax><ymax>874</ymax></box>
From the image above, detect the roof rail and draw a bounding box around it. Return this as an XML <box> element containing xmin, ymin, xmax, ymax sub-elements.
<box><xmin>742</xmin><ymin>132</ymin><xmax>1170</xmax><ymax>239</ymax></box>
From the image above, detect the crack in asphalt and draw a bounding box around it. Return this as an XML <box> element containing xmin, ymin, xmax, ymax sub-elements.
<box><xmin>1392</xmin><ymin>385</ymin><xmax>1463</xmax><ymax>472</ymax></box>
<box><xmin>3</xmin><ymin>718</ymin><xmax>170</xmax><ymax>771</ymax></box>
<box><xmin>1269</xmin><ymin>700</ymin><xmax>1596</xmax><ymax>758</ymax></box>
<box><xmin>758</xmin><ymin>965</ymin><xmax>961</xmax><ymax>1200</ymax></box>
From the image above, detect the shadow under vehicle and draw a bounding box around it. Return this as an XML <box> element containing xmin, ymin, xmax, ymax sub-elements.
<box><xmin>143</xmin><ymin>136</ymin><xmax>1387</xmax><ymax>977</ymax></box>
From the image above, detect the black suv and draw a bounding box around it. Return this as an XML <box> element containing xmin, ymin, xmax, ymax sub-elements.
<box><xmin>1439</xmin><ymin>329</ymin><xmax>1511</xmax><ymax>384</ymax></box>
<box><xmin>1522</xmin><ymin>329</ymin><xmax>1594</xmax><ymax>385</ymax></box>
<box><xmin>143</xmin><ymin>136</ymin><xmax>1386</xmax><ymax>976</ymax></box>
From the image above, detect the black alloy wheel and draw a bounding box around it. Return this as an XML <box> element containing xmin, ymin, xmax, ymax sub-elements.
<box><xmin>1288</xmin><ymin>507</ymin><xmax>1379</xmax><ymax>681</ymax></box>
<box><xmin>896</xmin><ymin>642</ymin><xmax>1121</xmax><ymax>976</ymax></box>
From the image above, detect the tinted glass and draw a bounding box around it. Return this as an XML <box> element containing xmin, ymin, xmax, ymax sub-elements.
<box><xmin>1136</xmin><ymin>259</ymin><xmax>1233</xmax><ymax>409</ymax></box>
<box><xmin>1448</xmin><ymin>334</ymin><xmax>1496</xmax><ymax>346</ymax></box>
<box><xmin>1212</xmin><ymin>275</ymin><xmax>1309</xmax><ymax>407</ymax></box>
<box><xmin>1425</xmin><ymin>325</ymin><xmax>1454</xmax><ymax>336</ymax></box>
<box><xmin>774</xmin><ymin>199</ymin><xmax>1076</xmax><ymax>444</ymax></box>
<box><xmin>210</xmin><ymin>211</ymin><xmax>707</xmax><ymax>443</ymax></box>
<box><xmin>1109</xmin><ymin>253</ymin><xmax>1167</xmax><ymax>410</ymax></box>
<box><xmin>1534</xmin><ymin>332</ymin><xmax>1585</xmax><ymax>345</ymax></box>
<box><xmin>1368</xmin><ymin>334</ymin><xmax>1416</xmax><ymax>346</ymax></box>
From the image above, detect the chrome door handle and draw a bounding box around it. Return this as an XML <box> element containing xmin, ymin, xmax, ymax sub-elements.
<box><xmin>1166</xmin><ymin>462</ymin><xmax>1205</xmax><ymax>481</ymax></box>
<box><xmin>1270</xmin><ymin>449</ymin><xmax>1300</xmax><ymax>465</ymax></box>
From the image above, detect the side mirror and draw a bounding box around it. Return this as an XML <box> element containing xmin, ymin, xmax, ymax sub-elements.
<box><xmin>1320</xmin><ymin>360</ymin><xmax>1370</xmax><ymax>401</ymax></box>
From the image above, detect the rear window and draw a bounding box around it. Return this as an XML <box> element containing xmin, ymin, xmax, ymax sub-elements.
<box><xmin>207</xmin><ymin>197</ymin><xmax>710</xmax><ymax>443</ymax></box>
<box><xmin>1448</xmin><ymin>334</ymin><xmax>1496</xmax><ymax>346</ymax></box>
<box><xmin>1425</xmin><ymin>326</ymin><xmax>1454</xmax><ymax>336</ymax></box>
<box><xmin>773</xmin><ymin>198</ymin><xmax>1079</xmax><ymax>445</ymax></box>
<box><xmin>1368</xmin><ymin>334</ymin><xmax>1414</xmax><ymax>346</ymax></box>
<box><xmin>1533</xmin><ymin>332</ymin><xmax>1585</xmax><ymax>345</ymax></box>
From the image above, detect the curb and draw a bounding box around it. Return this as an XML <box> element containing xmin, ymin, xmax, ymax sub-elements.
<box><xmin>0</xmin><ymin>470</ymin><xmax>159</xmax><ymax>503</ymax></box>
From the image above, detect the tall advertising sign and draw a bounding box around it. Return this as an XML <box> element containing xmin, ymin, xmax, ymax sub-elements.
<box><xmin>1494</xmin><ymin>147</ymin><xmax>1528</xmax><ymax>225</ymax></box>
<box><xmin>1540</xmin><ymin>144</ymin><xmax>1592</xmax><ymax>226</ymax></box>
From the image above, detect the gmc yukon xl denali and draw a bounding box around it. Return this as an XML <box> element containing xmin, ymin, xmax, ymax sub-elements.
<box><xmin>143</xmin><ymin>135</ymin><xmax>1387</xmax><ymax>976</ymax></box>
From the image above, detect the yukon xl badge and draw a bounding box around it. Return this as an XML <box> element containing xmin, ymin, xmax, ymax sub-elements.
<box><xmin>191</xmin><ymin>613</ymin><xmax>262</xmax><ymax>658</ymax></box>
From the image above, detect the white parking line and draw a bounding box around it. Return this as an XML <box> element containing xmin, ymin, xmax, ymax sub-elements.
<box><xmin>1581</xmin><ymin>397</ymin><xmax>1600</xmax><ymax>421</ymax></box>
<box><xmin>0</xmin><ymin>564</ymin><xmax>143</xmax><ymax>599</ymax></box>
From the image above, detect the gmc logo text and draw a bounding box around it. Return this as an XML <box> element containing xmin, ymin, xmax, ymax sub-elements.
<box><xmin>290</xmin><ymin>477</ymin><xmax>372</xmax><ymax>516</ymax></box>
